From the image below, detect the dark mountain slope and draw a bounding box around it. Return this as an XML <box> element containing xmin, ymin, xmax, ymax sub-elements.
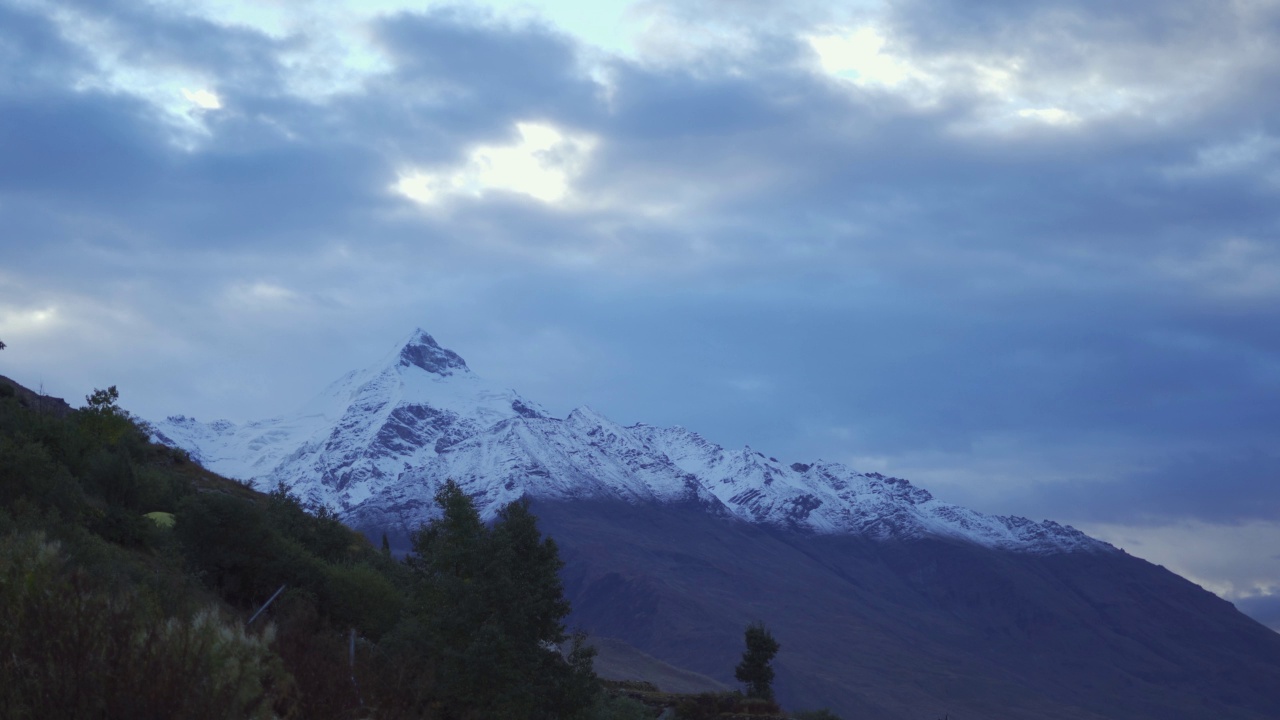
<box><xmin>535</xmin><ymin>499</ymin><xmax>1280</xmax><ymax>720</ymax></box>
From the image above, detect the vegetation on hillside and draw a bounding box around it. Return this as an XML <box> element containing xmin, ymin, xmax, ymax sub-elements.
<box><xmin>0</xmin><ymin>379</ymin><xmax>627</xmax><ymax>718</ymax></box>
<box><xmin>0</xmin><ymin>376</ymin><xmax>842</xmax><ymax>719</ymax></box>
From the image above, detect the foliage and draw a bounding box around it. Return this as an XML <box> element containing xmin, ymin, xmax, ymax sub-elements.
<box><xmin>735</xmin><ymin>621</ymin><xmax>781</xmax><ymax>702</ymax></box>
<box><xmin>578</xmin><ymin>691</ymin><xmax>654</xmax><ymax>720</ymax></box>
<box><xmin>0</xmin><ymin>433</ymin><xmax>86</xmax><ymax>518</ymax></box>
<box><xmin>0</xmin><ymin>532</ymin><xmax>292</xmax><ymax>719</ymax></box>
<box><xmin>0</xmin><ymin>380</ymin><xmax>628</xmax><ymax>719</ymax></box>
<box><xmin>407</xmin><ymin>479</ymin><xmax>599</xmax><ymax>719</ymax></box>
<box><xmin>792</xmin><ymin>710</ymin><xmax>843</xmax><ymax>720</ymax></box>
<box><xmin>265</xmin><ymin>482</ymin><xmax>353</xmax><ymax>562</ymax></box>
<box><xmin>77</xmin><ymin>385</ymin><xmax>152</xmax><ymax>447</ymax></box>
<box><xmin>675</xmin><ymin>691</ymin><xmax>782</xmax><ymax>719</ymax></box>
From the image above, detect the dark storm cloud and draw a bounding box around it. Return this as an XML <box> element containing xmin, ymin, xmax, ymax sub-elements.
<box><xmin>0</xmin><ymin>92</ymin><xmax>163</xmax><ymax>201</ymax></box>
<box><xmin>0</xmin><ymin>3</ymin><xmax>615</xmax><ymax>263</ymax></box>
<box><xmin>984</xmin><ymin>446</ymin><xmax>1280</xmax><ymax>527</ymax></box>
<box><xmin>348</xmin><ymin>8</ymin><xmax>608</xmax><ymax>176</ymax></box>
<box><xmin>0</xmin><ymin>2</ymin><xmax>325</xmax><ymax>253</ymax></box>
<box><xmin>374</xmin><ymin>9</ymin><xmax>601</xmax><ymax>127</ymax></box>
<box><xmin>3</xmin><ymin>0</ymin><xmax>1280</xmax><ymax>538</ymax></box>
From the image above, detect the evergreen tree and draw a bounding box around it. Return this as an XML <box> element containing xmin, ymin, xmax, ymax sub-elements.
<box><xmin>735</xmin><ymin>621</ymin><xmax>780</xmax><ymax>702</ymax></box>
<box><xmin>407</xmin><ymin>481</ymin><xmax>597</xmax><ymax>719</ymax></box>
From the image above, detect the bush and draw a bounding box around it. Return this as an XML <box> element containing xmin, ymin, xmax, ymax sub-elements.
<box><xmin>793</xmin><ymin>710</ymin><xmax>843</xmax><ymax>720</ymax></box>
<box><xmin>176</xmin><ymin>491</ymin><xmax>283</xmax><ymax>604</ymax></box>
<box><xmin>0</xmin><ymin>531</ymin><xmax>293</xmax><ymax>719</ymax></box>
<box><xmin>0</xmin><ymin>436</ymin><xmax>85</xmax><ymax>517</ymax></box>
<box><xmin>265</xmin><ymin>483</ymin><xmax>356</xmax><ymax>563</ymax></box>
<box><xmin>81</xmin><ymin>445</ymin><xmax>140</xmax><ymax>508</ymax></box>
<box><xmin>675</xmin><ymin>691</ymin><xmax>782</xmax><ymax>719</ymax></box>
<box><xmin>323</xmin><ymin>561</ymin><xmax>405</xmax><ymax>639</ymax></box>
<box><xmin>89</xmin><ymin>504</ymin><xmax>163</xmax><ymax>549</ymax></box>
<box><xmin>579</xmin><ymin>691</ymin><xmax>653</xmax><ymax>720</ymax></box>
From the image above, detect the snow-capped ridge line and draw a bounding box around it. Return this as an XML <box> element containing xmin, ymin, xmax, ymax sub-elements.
<box><xmin>150</xmin><ymin>330</ymin><xmax>1112</xmax><ymax>556</ymax></box>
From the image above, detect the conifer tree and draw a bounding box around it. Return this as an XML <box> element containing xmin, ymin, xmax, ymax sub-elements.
<box><xmin>407</xmin><ymin>480</ymin><xmax>597</xmax><ymax>719</ymax></box>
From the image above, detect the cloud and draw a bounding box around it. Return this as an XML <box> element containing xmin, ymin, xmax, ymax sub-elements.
<box><xmin>1234</xmin><ymin>593</ymin><xmax>1280</xmax><ymax>633</ymax></box>
<box><xmin>807</xmin><ymin>26</ymin><xmax>919</xmax><ymax>87</ymax></box>
<box><xmin>393</xmin><ymin>121</ymin><xmax>598</xmax><ymax>206</ymax></box>
<box><xmin>999</xmin><ymin>449</ymin><xmax>1280</xmax><ymax>527</ymax></box>
<box><xmin>370</xmin><ymin>8</ymin><xmax>604</xmax><ymax>136</ymax></box>
<box><xmin>2</xmin><ymin>0</ymin><xmax>1280</xmax><ymax>601</ymax></box>
<box><xmin>1078</xmin><ymin>519</ymin><xmax>1280</xmax><ymax>598</ymax></box>
<box><xmin>181</xmin><ymin>88</ymin><xmax>222</xmax><ymax>110</ymax></box>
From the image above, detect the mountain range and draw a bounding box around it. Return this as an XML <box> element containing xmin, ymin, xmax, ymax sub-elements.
<box><xmin>153</xmin><ymin>329</ymin><xmax>1280</xmax><ymax>719</ymax></box>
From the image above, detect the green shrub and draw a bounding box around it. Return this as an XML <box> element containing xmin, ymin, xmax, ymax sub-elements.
<box><xmin>675</xmin><ymin>691</ymin><xmax>782</xmax><ymax>719</ymax></box>
<box><xmin>793</xmin><ymin>710</ymin><xmax>844</xmax><ymax>720</ymax></box>
<box><xmin>579</xmin><ymin>692</ymin><xmax>653</xmax><ymax>720</ymax></box>
<box><xmin>0</xmin><ymin>531</ymin><xmax>293</xmax><ymax>719</ymax></box>
<box><xmin>176</xmin><ymin>491</ymin><xmax>283</xmax><ymax>604</ymax></box>
<box><xmin>135</xmin><ymin>464</ymin><xmax>190</xmax><ymax>512</ymax></box>
<box><xmin>89</xmin><ymin>504</ymin><xmax>163</xmax><ymax>549</ymax></box>
<box><xmin>265</xmin><ymin>483</ymin><xmax>355</xmax><ymax>563</ymax></box>
<box><xmin>81</xmin><ymin>444</ymin><xmax>141</xmax><ymax>508</ymax></box>
<box><xmin>323</xmin><ymin>560</ymin><xmax>405</xmax><ymax>638</ymax></box>
<box><xmin>0</xmin><ymin>436</ymin><xmax>85</xmax><ymax>517</ymax></box>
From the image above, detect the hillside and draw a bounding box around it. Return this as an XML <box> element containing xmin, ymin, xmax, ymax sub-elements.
<box><xmin>541</xmin><ymin>499</ymin><xmax>1280</xmax><ymax>719</ymax></box>
<box><xmin>0</xmin><ymin>375</ymin><xmax>674</xmax><ymax>719</ymax></box>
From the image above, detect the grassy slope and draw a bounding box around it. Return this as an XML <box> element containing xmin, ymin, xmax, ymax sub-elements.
<box><xmin>591</xmin><ymin>636</ymin><xmax>729</xmax><ymax>694</ymax></box>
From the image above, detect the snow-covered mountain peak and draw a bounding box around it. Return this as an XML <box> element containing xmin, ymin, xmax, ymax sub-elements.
<box><xmin>565</xmin><ymin>405</ymin><xmax>613</xmax><ymax>430</ymax></box>
<box><xmin>152</xmin><ymin>328</ymin><xmax>1113</xmax><ymax>556</ymax></box>
<box><xmin>395</xmin><ymin>328</ymin><xmax>469</xmax><ymax>376</ymax></box>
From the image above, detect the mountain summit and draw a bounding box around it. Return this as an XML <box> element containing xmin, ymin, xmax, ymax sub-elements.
<box><xmin>397</xmin><ymin>328</ymin><xmax>469</xmax><ymax>375</ymax></box>
<box><xmin>152</xmin><ymin>330</ymin><xmax>1103</xmax><ymax>554</ymax></box>
<box><xmin>154</xmin><ymin>330</ymin><xmax>546</xmax><ymax>506</ymax></box>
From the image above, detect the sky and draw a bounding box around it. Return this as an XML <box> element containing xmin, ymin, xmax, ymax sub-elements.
<box><xmin>2</xmin><ymin>0</ymin><xmax>1279</xmax><ymax>629</ymax></box>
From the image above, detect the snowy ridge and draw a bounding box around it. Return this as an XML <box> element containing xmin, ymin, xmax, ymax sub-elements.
<box><xmin>152</xmin><ymin>330</ymin><xmax>1110</xmax><ymax>555</ymax></box>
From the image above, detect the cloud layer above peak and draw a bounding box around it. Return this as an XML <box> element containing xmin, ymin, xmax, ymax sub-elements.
<box><xmin>3</xmin><ymin>0</ymin><xmax>1280</xmax><ymax>617</ymax></box>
